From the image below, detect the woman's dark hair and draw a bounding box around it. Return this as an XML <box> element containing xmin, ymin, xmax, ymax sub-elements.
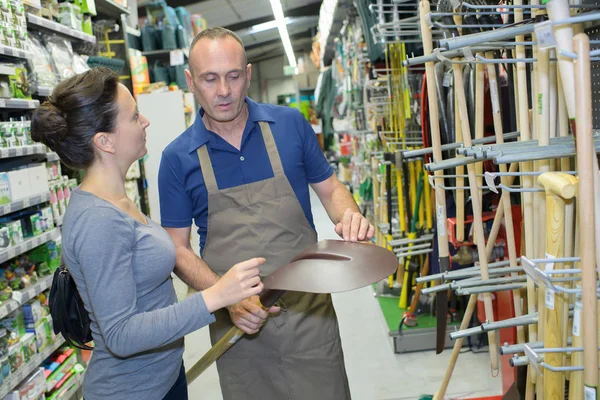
<box><xmin>31</xmin><ymin>67</ymin><xmax>120</xmax><ymax>170</ymax></box>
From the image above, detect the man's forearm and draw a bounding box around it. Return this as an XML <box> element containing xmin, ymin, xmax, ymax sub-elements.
<box><xmin>173</xmin><ymin>246</ymin><xmax>219</xmax><ymax>291</ymax></box>
<box><xmin>323</xmin><ymin>179</ymin><xmax>360</xmax><ymax>224</ymax></box>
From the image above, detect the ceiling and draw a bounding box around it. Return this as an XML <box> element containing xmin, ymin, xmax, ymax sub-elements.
<box><xmin>138</xmin><ymin>0</ymin><xmax>322</xmax><ymax>63</ymax></box>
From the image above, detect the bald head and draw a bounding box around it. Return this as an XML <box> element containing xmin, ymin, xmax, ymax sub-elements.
<box><xmin>188</xmin><ymin>27</ymin><xmax>247</xmax><ymax>72</ymax></box>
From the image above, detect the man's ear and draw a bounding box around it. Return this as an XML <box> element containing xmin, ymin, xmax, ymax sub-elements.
<box><xmin>185</xmin><ymin>69</ymin><xmax>194</xmax><ymax>91</ymax></box>
<box><xmin>246</xmin><ymin>63</ymin><xmax>252</xmax><ymax>88</ymax></box>
<box><xmin>92</xmin><ymin>132</ymin><xmax>116</xmax><ymax>154</ymax></box>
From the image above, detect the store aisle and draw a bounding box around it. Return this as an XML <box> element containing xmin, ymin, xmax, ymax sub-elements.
<box><xmin>177</xmin><ymin>189</ymin><xmax>502</xmax><ymax>400</ymax></box>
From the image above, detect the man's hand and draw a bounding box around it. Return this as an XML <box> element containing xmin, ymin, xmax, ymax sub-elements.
<box><xmin>226</xmin><ymin>295</ymin><xmax>281</xmax><ymax>335</ymax></box>
<box><xmin>335</xmin><ymin>208</ymin><xmax>375</xmax><ymax>242</ymax></box>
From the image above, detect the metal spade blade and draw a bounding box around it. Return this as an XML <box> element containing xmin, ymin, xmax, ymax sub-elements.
<box><xmin>187</xmin><ymin>240</ymin><xmax>398</xmax><ymax>383</ymax></box>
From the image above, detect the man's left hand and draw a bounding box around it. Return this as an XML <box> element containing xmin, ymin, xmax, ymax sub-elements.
<box><xmin>335</xmin><ymin>208</ymin><xmax>375</xmax><ymax>242</ymax></box>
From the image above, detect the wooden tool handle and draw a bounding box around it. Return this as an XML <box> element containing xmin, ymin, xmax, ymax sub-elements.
<box><xmin>574</xmin><ymin>32</ymin><xmax>599</xmax><ymax>394</ymax></box>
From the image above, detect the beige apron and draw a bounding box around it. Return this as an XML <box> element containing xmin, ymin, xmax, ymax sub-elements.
<box><xmin>196</xmin><ymin>121</ymin><xmax>351</xmax><ymax>400</ymax></box>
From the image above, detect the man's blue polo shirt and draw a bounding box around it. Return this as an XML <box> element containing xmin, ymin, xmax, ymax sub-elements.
<box><xmin>158</xmin><ymin>97</ymin><xmax>333</xmax><ymax>255</ymax></box>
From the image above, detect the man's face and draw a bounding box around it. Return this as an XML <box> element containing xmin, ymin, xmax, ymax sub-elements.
<box><xmin>186</xmin><ymin>36</ymin><xmax>251</xmax><ymax>123</ymax></box>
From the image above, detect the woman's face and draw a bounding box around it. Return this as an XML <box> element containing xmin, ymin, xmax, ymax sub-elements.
<box><xmin>113</xmin><ymin>83</ymin><xmax>150</xmax><ymax>165</ymax></box>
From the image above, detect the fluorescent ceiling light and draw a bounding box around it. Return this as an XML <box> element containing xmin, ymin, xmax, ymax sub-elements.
<box><xmin>269</xmin><ymin>0</ymin><xmax>297</xmax><ymax>69</ymax></box>
<box><xmin>249</xmin><ymin>17</ymin><xmax>290</xmax><ymax>34</ymax></box>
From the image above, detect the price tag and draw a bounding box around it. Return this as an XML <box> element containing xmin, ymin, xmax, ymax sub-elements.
<box><xmin>585</xmin><ymin>387</ymin><xmax>597</xmax><ymax>400</ymax></box>
<box><xmin>534</xmin><ymin>21</ymin><xmax>557</xmax><ymax>49</ymax></box>
<box><xmin>437</xmin><ymin>205</ymin><xmax>446</xmax><ymax>235</ymax></box>
<box><xmin>0</xmin><ymin>204</ymin><xmax>8</xmax><ymax>215</ymax></box>
<box><xmin>462</xmin><ymin>47</ymin><xmax>475</xmax><ymax>62</ymax></box>
<box><xmin>450</xmin><ymin>0</ymin><xmax>461</xmax><ymax>8</ymax></box>
<box><xmin>23</xmin><ymin>197</ymin><xmax>30</xmax><ymax>208</ymax></box>
<box><xmin>524</xmin><ymin>344</ymin><xmax>542</xmax><ymax>377</ymax></box>
<box><xmin>0</xmin><ymin>99</ymin><xmax>7</xmax><ymax>108</ymax></box>
<box><xmin>170</xmin><ymin>49</ymin><xmax>185</xmax><ymax>66</ymax></box>
<box><xmin>28</xmin><ymin>100</ymin><xmax>35</xmax><ymax>109</ymax></box>
<box><xmin>442</xmin><ymin>70</ymin><xmax>452</xmax><ymax>88</ymax></box>
<box><xmin>573</xmin><ymin>300</ymin><xmax>582</xmax><ymax>337</ymax></box>
<box><xmin>15</xmin><ymin>147</ymin><xmax>22</xmax><ymax>156</ymax></box>
<box><xmin>1</xmin><ymin>149</ymin><xmax>7</xmax><ymax>158</ymax></box>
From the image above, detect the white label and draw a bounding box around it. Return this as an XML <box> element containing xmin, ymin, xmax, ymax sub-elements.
<box><xmin>437</xmin><ymin>205</ymin><xmax>446</xmax><ymax>235</ymax></box>
<box><xmin>28</xmin><ymin>100</ymin><xmax>35</xmax><ymax>108</ymax></box>
<box><xmin>462</xmin><ymin>47</ymin><xmax>475</xmax><ymax>62</ymax></box>
<box><xmin>170</xmin><ymin>49</ymin><xmax>184</xmax><ymax>66</ymax></box>
<box><xmin>535</xmin><ymin>21</ymin><xmax>557</xmax><ymax>49</ymax></box>
<box><xmin>450</xmin><ymin>0</ymin><xmax>460</xmax><ymax>9</ymax></box>
<box><xmin>585</xmin><ymin>386</ymin><xmax>597</xmax><ymax>400</ymax></box>
<box><xmin>443</xmin><ymin>70</ymin><xmax>452</xmax><ymax>87</ymax></box>
<box><xmin>573</xmin><ymin>301</ymin><xmax>582</xmax><ymax>337</ymax></box>
<box><xmin>229</xmin><ymin>332</ymin><xmax>244</xmax><ymax>344</ymax></box>
<box><xmin>490</xmin><ymin>82</ymin><xmax>500</xmax><ymax>114</ymax></box>
<box><xmin>22</xmin><ymin>197</ymin><xmax>29</xmax><ymax>207</ymax></box>
<box><xmin>484</xmin><ymin>172</ymin><xmax>498</xmax><ymax>194</ymax></box>
<box><xmin>15</xmin><ymin>147</ymin><xmax>22</xmax><ymax>156</ymax></box>
<box><xmin>0</xmin><ymin>99</ymin><xmax>6</xmax><ymax>108</ymax></box>
<box><xmin>545</xmin><ymin>254</ymin><xmax>556</xmax><ymax>310</ymax></box>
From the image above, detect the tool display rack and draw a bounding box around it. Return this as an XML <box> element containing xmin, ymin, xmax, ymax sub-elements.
<box><xmin>318</xmin><ymin>0</ymin><xmax>600</xmax><ymax>398</ymax></box>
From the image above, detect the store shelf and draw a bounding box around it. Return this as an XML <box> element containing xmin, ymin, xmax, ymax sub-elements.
<box><xmin>0</xmin><ymin>336</ymin><xmax>66</xmax><ymax>399</ymax></box>
<box><xmin>0</xmin><ymin>228</ymin><xmax>60</xmax><ymax>264</ymax></box>
<box><xmin>0</xmin><ymin>99</ymin><xmax>39</xmax><ymax>110</ymax></box>
<box><xmin>0</xmin><ymin>44</ymin><xmax>32</xmax><ymax>60</ymax></box>
<box><xmin>35</xmin><ymin>86</ymin><xmax>53</xmax><ymax>97</ymax></box>
<box><xmin>10</xmin><ymin>274</ymin><xmax>54</xmax><ymax>305</ymax></box>
<box><xmin>48</xmin><ymin>368</ymin><xmax>83</xmax><ymax>400</ymax></box>
<box><xmin>0</xmin><ymin>144</ymin><xmax>46</xmax><ymax>159</ymax></box>
<box><xmin>46</xmin><ymin>152</ymin><xmax>60</xmax><ymax>162</ymax></box>
<box><xmin>0</xmin><ymin>192</ymin><xmax>51</xmax><ymax>217</ymax></box>
<box><xmin>142</xmin><ymin>48</ymin><xmax>189</xmax><ymax>58</ymax></box>
<box><xmin>125</xmin><ymin>25</ymin><xmax>141</xmax><ymax>37</ymax></box>
<box><xmin>22</xmin><ymin>0</ymin><xmax>41</xmax><ymax>9</ymax></box>
<box><xmin>0</xmin><ymin>273</ymin><xmax>53</xmax><ymax>320</ymax></box>
<box><xmin>95</xmin><ymin>0</ymin><xmax>130</xmax><ymax>18</ymax></box>
<box><xmin>26</xmin><ymin>14</ymin><xmax>96</xmax><ymax>44</ymax></box>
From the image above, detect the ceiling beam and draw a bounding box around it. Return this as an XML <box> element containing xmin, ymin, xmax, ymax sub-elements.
<box><xmin>244</xmin><ymin>29</ymin><xmax>314</xmax><ymax>51</ymax></box>
<box><xmin>223</xmin><ymin>1</ymin><xmax>321</xmax><ymax>32</ymax></box>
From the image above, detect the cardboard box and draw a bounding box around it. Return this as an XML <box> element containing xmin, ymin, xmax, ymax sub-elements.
<box><xmin>27</xmin><ymin>164</ymin><xmax>49</xmax><ymax>196</ymax></box>
<box><xmin>6</xmin><ymin>169</ymin><xmax>29</xmax><ymax>201</ymax></box>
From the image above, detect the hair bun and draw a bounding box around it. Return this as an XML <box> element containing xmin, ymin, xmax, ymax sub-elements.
<box><xmin>31</xmin><ymin>100</ymin><xmax>68</xmax><ymax>150</ymax></box>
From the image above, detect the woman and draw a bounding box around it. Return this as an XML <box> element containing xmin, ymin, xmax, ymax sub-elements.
<box><xmin>31</xmin><ymin>67</ymin><xmax>265</xmax><ymax>400</ymax></box>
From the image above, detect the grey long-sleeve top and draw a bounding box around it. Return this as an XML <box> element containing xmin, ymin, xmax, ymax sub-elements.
<box><xmin>61</xmin><ymin>188</ymin><xmax>215</xmax><ymax>400</ymax></box>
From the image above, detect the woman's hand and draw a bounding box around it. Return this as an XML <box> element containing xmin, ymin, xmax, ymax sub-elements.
<box><xmin>202</xmin><ymin>258</ymin><xmax>265</xmax><ymax>313</ymax></box>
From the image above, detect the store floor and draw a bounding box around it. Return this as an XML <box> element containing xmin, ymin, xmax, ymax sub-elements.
<box><xmin>174</xmin><ymin>189</ymin><xmax>502</xmax><ymax>400</ymax></box>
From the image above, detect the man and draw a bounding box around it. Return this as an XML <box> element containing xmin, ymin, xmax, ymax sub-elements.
<box><xmin>158</xmin><ymin>27</ymin><xmax>374</xmax><ymax>400</ymax></box>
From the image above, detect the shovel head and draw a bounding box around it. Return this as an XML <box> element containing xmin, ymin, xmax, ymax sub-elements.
<box><xmin>262</xmin><ymin>240</ymin><xmax>398</xmax><ymax>293</ymax></box>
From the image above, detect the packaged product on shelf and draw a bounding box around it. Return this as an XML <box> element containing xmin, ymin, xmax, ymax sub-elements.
<box><xmin>45</xmin><ymin>36</ymin><xmax>74</xmax><ymax>81</ymax></box>
<box><xmin>14</xmin><ymin>119</ymin><xmax>26</xmax><ymax>147</ymax></box>
<box><xmin>7</xmin><ymin>341</ymin><xmax>22</xmax><ymax>372</ymax></box>
<box><xmin>27</xmin><ymin>164</ymin><xmax>49</xmax><ymax>195</ymax></box>
<box><xmin>61</xmin><ymin>178</ymin><xmax>70</xmax><ymax>206</ymax></box>
<box><xmin>22</xmin><ymin>299</ymin><xmax>43</xmax><ymax>331</ymax></box>
<box><xmin>13</xmin><ymin>367</ymin><xmax>45</xmax><ymax>400</ymax></box>
<box><xmin>1</xmin><ymin>310</ymin><xmax>25</xmax><ymax>344</ymax></box>
<box><xmin>7</xmin><ymin>168</ymin><xmax>31</xmax><ymax>201</ymax></box>
<box><xmin>38</xmin><ymin>207</ymin><xmax>54</xmax><ymax>231</ymax></box>
<box><xmin>0</xmin><ymin>328</ymin><xmax>7</xmax><ymax>357</ymax></box>
<box><xmin>2</xmin><ymin>121</ymin><xmax>16</xmax><ymax>147</ymax></box>
<box><xmin>8</xmin><ymin>63</ymin><xmax>31</xmax><ymax>99</ymax></box>
<box><xmin>0</xmin><ymin>226</ymin><xmax>9</xmax><ymax>248</ymax></box>
<box><xmin>82</xmin><ymin>14</ymin><xmax>92</xmax><ymax>35</ymax></box>
<box><xmin>47</xmin><ymin>239</ymin><xmax>60</xmax><ymax>271</ymax></box>
<box><xmin>21</xmin><ymin>213</ymin><xmax>42</xmax><ymax>237</ymax></box>
<box><xmin>46</xmin><ymin>161</ymin><xmax>61</xmax><ymax>182</ymax></box>
<box><xmin>72</xmin><ymin>52</ymin><xmax>89</xmax><ymax>74</ymax></box>
<box><xmin>27</xmin><ymin>33</ymin><xmax>59</xmax><ymax>89</ymax></box>
<box><xmin>33</xmin><ymin>316</ymin><xmax>47</xmax><ymax>351</ymax></box>
<box><xmin>0</xmin><ymin>172</ymin><xmax>10</xmax><ymax>205</ymax></box>
<box><xmin>0</xmin><ymin>355</ymin><xmax>9</xmax><ymax>382</ymax></box>
<box><xmin>0</xmin><ymin>0</ymin><xmax>12</xmax><ymax>31</ymax></box>
<box><xmin>57</xmin><ymin>2</ymin><xmax>81</xmax><ymax>31</ymax></box>
<box><xmin>55</xmin><ymin>184</ymin><xmax>65</xmax><ymax>216</ymax></box>
<box><xmin>44</xmin><ymin>314</ymin><xmax>54</xmax><ymax>341</ymax></box>
<box><xmin>67</xmin><ymin>179</ymin><xmax>77</xmax><ymax>192</ymax></box>
<box><xmin>79</xmin><ymin>0</ymin><xmax>96</xmax><ymax>16</ymax></box>
<box><xmin>20</xmin><ymin>332</ymin><xmax>35</xmax><ymax>362</ymax></box>
<box><xmin>49</xmin><ymin>185</ymin><xmax>59</xmax><ymax>221</ymax></box>
<box><xmin>2</xmin><ymin>220</ymin><xmax>23</xmax><ymax>246</ymax></box>
<box><xmin>40</xmin><ymin>0</ymin><xmax>58</xmax><ymax>20</ymax></box>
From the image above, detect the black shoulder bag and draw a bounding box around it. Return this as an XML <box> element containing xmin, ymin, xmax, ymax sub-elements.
<box><xmin>48</xmin><ymin>264</ymin><xmax>93</xmax><ymax>350</ymax></box>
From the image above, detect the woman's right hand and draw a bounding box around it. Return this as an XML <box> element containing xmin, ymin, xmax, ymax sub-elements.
<box><xmin>202</xmin><ymin>258</ymin><xmax>265</xmax><ymax>313</ymax></box>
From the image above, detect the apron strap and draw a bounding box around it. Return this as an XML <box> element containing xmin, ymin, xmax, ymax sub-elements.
<box><xmin>196</xmin><ymin>146</ymin><xmax>219</xmax><ymax>194</ymax></box>
<box><xmin>259</xmin><ymin>121</ymin><xmax>284</xmax><ymax>177</ymax></box>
